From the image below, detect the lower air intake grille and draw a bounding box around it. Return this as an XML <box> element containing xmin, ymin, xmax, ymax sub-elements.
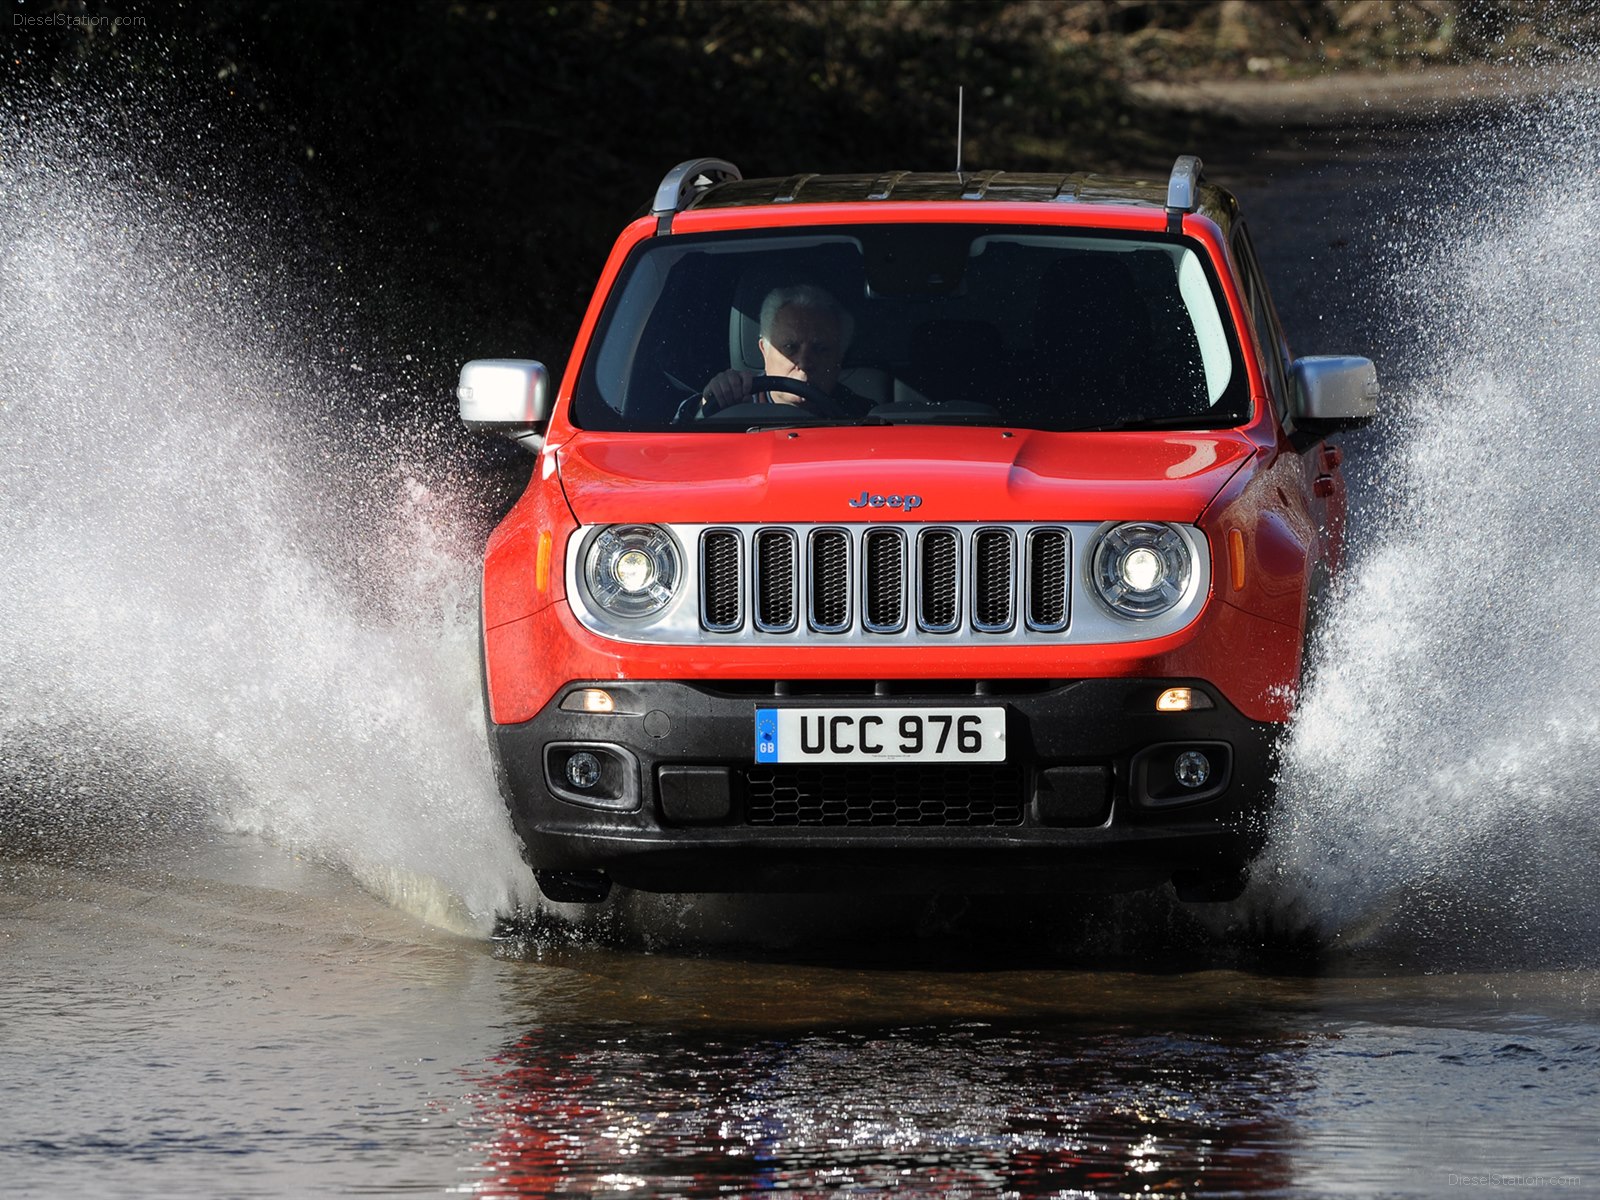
<box><xmin>743</xmin><ymin>763</ymin><xmax>1026</xmax><ymax>826</ymax></box>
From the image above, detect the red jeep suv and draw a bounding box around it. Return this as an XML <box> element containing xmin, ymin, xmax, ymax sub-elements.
<box><xmin>460</xmin><ymin>156</ymin><xmax>1378</xmax><ymax>905</ymax></box>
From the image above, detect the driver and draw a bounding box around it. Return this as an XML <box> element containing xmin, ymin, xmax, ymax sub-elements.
<box><xmin>700</xmin><ymin>284</ymin><xmax>868</xmax><ymax>417</ymax></box>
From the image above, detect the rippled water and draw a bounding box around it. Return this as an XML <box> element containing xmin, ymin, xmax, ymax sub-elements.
<box><xmin>5</xmin><ymin>838</ymin><xmax>1598</xmax><ymax>1197</ymax></box>
<box><xmin>5</xmin><ymin>70</ymin><xmax>1600</xmax><ymax>1199</ymax></box>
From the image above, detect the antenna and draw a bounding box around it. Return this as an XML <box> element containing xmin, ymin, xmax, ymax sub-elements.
<box><xmin>956</xmin><ymin>86</ymin><xmax>964</xmax><ymax>174</ymax></box>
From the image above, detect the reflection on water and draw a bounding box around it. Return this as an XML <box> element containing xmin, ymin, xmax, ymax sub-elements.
<box><xmin>3</xmin><ymin>842</ymin><xmax>1599</xmax><ymax>1197</ymax></box>
<box><xmin>452</xmin><ymin>953</ymin><xmax>1600</xmax><ymax>1198</ymax></box>
<box><xmin>460</xmin><ymin>1023</ymin><xmax>1302</xmax><ymax>1197</ymax></box>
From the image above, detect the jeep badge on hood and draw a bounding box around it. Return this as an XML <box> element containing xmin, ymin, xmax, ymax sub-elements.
<box><xmin>848</xmin><ymin>491</ymin><xmax>922</xmax><ymax>510</ymax></box>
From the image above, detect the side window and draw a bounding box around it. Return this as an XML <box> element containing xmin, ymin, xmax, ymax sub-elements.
<box><xmin>1230</xmin><ymin>226</ymin><xmax>1292</xmax><ymax>418</ymax></box>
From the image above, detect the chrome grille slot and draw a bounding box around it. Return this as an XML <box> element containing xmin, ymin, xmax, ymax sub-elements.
<box><xmin>1026</xmin><ymin>527</ymin><xmax>1070</xmax><ymax>631</ymax></box>
<box><xmin>971</xmin><ymin>528</ymin><xmax>1015</xmax><ymax>631</ymax></box>
<box><xmin>862</xmin><ymin>528</ymin><xmax>907</xmax><ymax>632</ymax></box>
<box><xmin>808</xmin><ymin>528</ymin><xmax>852</xmax><ymax>633</ymax></box>
<box><xmin>753</xmin><ymin>529</ymin><xmax>798</xmax><ymax>632</ymax></box>
<box><xmin>918</xmin><ymin>527</ymin><xmax>961</xmax><ymax>633</ymax></box>
<box><xmin>700</xmin><ymin>529</ymin><xmax>743</xmax><ymax>631</ymax></box>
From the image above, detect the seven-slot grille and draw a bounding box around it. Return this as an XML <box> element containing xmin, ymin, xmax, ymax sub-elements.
<box><xmin>700</xmin><ymin>524</ymin><xmax>1071</xmax><ymax>637</ymax></box>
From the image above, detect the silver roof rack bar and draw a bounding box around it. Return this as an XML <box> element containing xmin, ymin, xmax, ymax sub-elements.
<box><xmin>867</xmin><ymin>170</ymin><xmax>910</xmax><ymax>200</ymax></box>
<box><xmin>960</xmin><ymin>169</ymin><xmax>1005</xmax><ymax>201</ymax></box>
<box><xmin>774</xmin><ymin>172</ymin><xmax>817</xmax><ymax>203</ymax></box>
<box><xmin>652</xmin><ymin>158</ymin><xmax>742</xmax><ymax>232</ymax></box>
<box><xmin>1165</xmin><ymin>154</ymin><xmax>1203</xmax><ymax>233</ymax></box>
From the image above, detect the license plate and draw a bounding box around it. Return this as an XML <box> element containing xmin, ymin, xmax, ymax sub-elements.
<box><xmin>754</xmin><ymin>707</ymin><xmax>1005</xmax><ymax>764</ymax></box>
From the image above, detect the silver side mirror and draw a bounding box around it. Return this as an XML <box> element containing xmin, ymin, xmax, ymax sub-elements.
<box><xmin>458</xmin><ymin>359</ymin><xmax>552</xmax><ymax>434</ymax></box>
<box><xmin>1291</xmin><ymin>356</ymin><xmax>1379</xmax><ymax>429</ymax></box>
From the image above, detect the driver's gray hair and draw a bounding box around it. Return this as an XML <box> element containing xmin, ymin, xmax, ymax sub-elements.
<box><xmin>759</xmin><ymin>284</ymin><xmax>855</xmax><ymax>350</ymax></box>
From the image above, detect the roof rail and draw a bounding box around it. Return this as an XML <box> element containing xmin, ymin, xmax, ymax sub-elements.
<box><xmin>1165</xmin><ymin>154</ymin><xmax>1204</xmax><ymax>234</ymax></box>
<box><xmin>652</xmin><ymin>158</ymin><xmax>742</xmax><ymax>232</ymax></box>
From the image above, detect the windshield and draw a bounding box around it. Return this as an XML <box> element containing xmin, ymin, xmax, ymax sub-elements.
<box><xmin>571</xmin><ymin>224</ymin><xmax>1250</xmax><ymax>433</ymax></box>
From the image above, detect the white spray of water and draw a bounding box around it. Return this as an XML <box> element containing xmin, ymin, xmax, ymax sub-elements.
<box><xmin>0</xmin><ymin>99</ymin><xmax>534</xmax><ymax>933</ymax></box>
<box><xmin>1264</xmin><ymin>90</ymin><xmax>1600</xmax><ymax>957</ymax></box>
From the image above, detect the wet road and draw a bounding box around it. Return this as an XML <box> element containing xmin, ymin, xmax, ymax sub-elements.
<box><xmin>5</xmin><ymin>834</ymin><xmax>1598</xmax><ymax>1197</ymax></box>
<box><xmin>7</xmin><ymin>75</ymin><xmax>1600</xmax><ymax>1199</ymax></box>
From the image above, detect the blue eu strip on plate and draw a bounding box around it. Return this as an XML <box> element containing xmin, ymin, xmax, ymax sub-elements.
<box><xmin>754</xmin><ymin>708</ymin><xmax>779</xmax><ymax>762</ymax></box>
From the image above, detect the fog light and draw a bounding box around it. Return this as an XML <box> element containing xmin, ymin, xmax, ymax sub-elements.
<box><xmin>565</xmin><ymin>751</ymin><xmax>603</xmax><ymax>790</ymax></box>
<box><xmin>1174</xmin><ymin>750</ymin><xmax>1211</xmax><ymax>789</ymax></box>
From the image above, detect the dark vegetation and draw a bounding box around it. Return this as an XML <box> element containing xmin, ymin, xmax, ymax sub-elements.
<box><xmin>5</xmin><ymin>0</ymin><xmax>1593</xmax><ymax>381</ymax></box>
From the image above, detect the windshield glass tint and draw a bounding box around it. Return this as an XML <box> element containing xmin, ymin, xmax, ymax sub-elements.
<box><xmin>572</xmin><ymin>225</ymin><xmax>1249</xmax><ymax>432</ymax></box>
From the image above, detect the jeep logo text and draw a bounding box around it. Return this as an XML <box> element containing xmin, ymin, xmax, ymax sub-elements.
<box><xmin>847</xmin><ymin>491</ymin><xmax>922</xmax><ymax>511</ymax></box>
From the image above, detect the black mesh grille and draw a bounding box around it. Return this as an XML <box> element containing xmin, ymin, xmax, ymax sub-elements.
<box><xmin>863</xmin><ymin>529</ymin><xmax>906</xmax><ymax>631</ymax></box>
<box><xmin>744</xmin><ymin>763</ymin><xmax>1026</xmax><ymax>826</ymax></box>
<box><xmin>701</xmin><ymin>530</ymin><xmax>741</xmax><ymax>630</ymax></box>
<box><xmin>810</xmin><ymin>529</ymin><xmax>851</xmax><ymax>631</ymax></box>
<box><xmin>973</xmin><ymin>529</ymin><xmax>1015</xmax><ymax>630</ymax></box>
<box><xmin>695</xmin><ymin>524</ymin><xmax>1076</xmax><ymax>639</ymax></box>
<box><xmin>754</xmin><ymin>530</ymin><xmax>797</xmax><ymax>630</ymax></box>
<box><xmin>919</xmin><ymin>529</ymin><xmax>960</xmax><ymax>631</ymax></box>
<box><xmin>1028</xmin><ymin>529</ymin><xmax>1069</xmax><ymax>630</ymax></box>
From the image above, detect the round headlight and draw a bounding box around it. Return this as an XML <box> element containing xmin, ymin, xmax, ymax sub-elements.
<box><xmin>585</xmin><ymin>525</ymin><xmax>680</xmax><ymax>618</ymax></box>
<box><xmin>1092</xmin><ymin>523</ymin><xmax>1192</xmax><ymax>619</ymax></box>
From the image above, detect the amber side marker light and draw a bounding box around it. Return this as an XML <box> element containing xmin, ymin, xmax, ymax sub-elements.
<box><xmin>535</xmin><ymin>530</ymin><xmax>554</xmax><ymax>591</ymax></box>
<box><xmin>1228</xmin><ymin>528</ymin><xmax>1247</xmax><ymax>592</ymax></box>
<box><xmin>560</xmin><ymin>688</ymin><xmax>616</xmax><ymax>714</ymax></box>
<box><xmin>1156</xmin><ymin>687</ymin><xmax>1215</xmax><ymax>713</ymax></box>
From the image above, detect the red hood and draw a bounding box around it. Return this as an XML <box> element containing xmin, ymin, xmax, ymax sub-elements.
<box><xmin>555</xmin><ymin>426</ymin><xmax>1255</xmax><ymax>525</ymax></box>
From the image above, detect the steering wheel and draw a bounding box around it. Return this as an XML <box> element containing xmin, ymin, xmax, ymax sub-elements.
<box><xmin>738</xmin><ymin>375</ymin><xmax>837</xmax><ymax>409</ymax></box>
<box><xmin>673</xmin><ymin>374</ymin><xmax>840</xmax><ymax>424</ymax></box>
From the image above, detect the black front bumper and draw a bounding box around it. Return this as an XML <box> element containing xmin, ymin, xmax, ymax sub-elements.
<box><xmin>488</xmin><ymin>679</ymin><xmax>1279</xmax><ymax>895</ymax></box>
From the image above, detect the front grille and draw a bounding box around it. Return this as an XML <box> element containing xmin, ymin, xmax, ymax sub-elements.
<box><xmin>809</xmin><ymin>528</ymin><xmax>851</xmax><ymax>632</ymax></box>
<box><xmin>862</xmin><ymin>528</ymin><xmax>907</xmax><ymax>632</ymax></box>
<box><xmin>972</xmin><ymin>528</ymin><xmax>1015</xmax><ymax>631</ymax></box>
<box><xmin>1027</xmin><ymin>528</ymin><xmax>1070</xmax><ymax>631</ymax></box>
<box><xmin>701</xmin><ymin>530</ymin><xmax>742</xmax><ymax>630</ymax></box>
<box><xmin>698</xmin><ymin>523</ymin><xmax>1073</xmax><ymax>640</ymax></box>
<box><xmin>743</xmin><ymin>763</ymin><xmax>1026</xmax><ymax>826</ymax></box>
<box><xmin>918</xmin><ymin>528</ymin><xmax>960</xmax><ymax>631</ymax></box>
<box><xmin>753</xmin><ymin>529</ymin><xmax>798</xmax><ymax>631</ymax></box>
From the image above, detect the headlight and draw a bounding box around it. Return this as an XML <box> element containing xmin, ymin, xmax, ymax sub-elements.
<box><xmin>1092</xmin><ymin>522</ymin><xmax>1192</xmax><ymax>619</ymax></box>
<box><xmin>584</xmin><ymin>525</ymin><xmax>680</xmax><ymax>618</ymax></box>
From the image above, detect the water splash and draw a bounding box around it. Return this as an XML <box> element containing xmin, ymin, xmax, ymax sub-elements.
<box><xmin>1263</xmin><ymin>88</ymin><xmax>1600</xmax><ymax>962</ymax></box>
<box><xmin>0</xmin><ymin>90</ymin><xmax>534</xmax><ymax>933</ymax></box>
